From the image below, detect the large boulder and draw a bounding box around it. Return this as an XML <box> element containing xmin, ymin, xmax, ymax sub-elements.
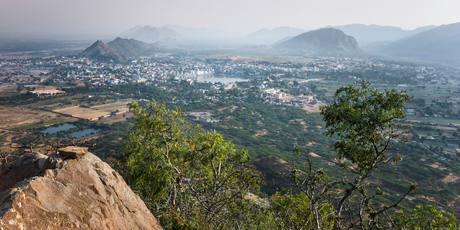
<box><xmin>0</xmin><ymin>149</ymin><xmax>162</xmax><ymax>230</ymax></box>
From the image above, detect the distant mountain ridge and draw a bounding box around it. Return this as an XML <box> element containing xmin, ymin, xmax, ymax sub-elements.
<box><xmin>80</xmin><ymin>37</ymin><xmax>185</xmax><ymax>61</ymax></box>
<box><xmin>329</xmin><ymin>24</ymin><xmax>436</xmax><ymax>46</ymax></box>
<box><xmin>379</xmin><ymin>22</ymin><xmax>460</xmax><ymax>63</ymax></box>
<box><xmin>244</xmin><ymin>26</ymin><xmax>308</xmax><ymax>44</ymax></box>
<box><xmin>163</xmin><ymin>24</ymin><xmax>240</xmax><ymax>40</ymax></box>
<box><xmin>120</xmin><ymin>26</ymin><xmax>182</xmax><ymax>43</ymax></box>
<box><xmin>274</xmin><ymin>28</ymin><xmax>362</xmax><ymax>55</ymax></box>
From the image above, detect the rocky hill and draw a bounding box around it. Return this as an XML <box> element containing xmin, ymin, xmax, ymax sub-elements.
<box><xmin>379</xmin><ymin>22</ymin><xmax>460</xmax><ymax>63</ymax></box>
<box><xmin>0</xmin><ymin>147</ymin><xmax>162</xmax><ymax>230</ymax></box>
<box><xmin>80</xmin><ymin>37</ymin><xmax>184</xmax><ymax>61</ymax></box>
<box><xmin>274</xmin><ymin>28</ymin><xmax>362</xmax><ymax>55</ymax></box>
<box><xmin>80</xmin><ymin>39</ymin><xmax>123</xmax><ymax>61</ymax></box>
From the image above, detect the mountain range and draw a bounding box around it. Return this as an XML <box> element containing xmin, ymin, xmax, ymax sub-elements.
<box><xmin>81</xmin><ymin>22</ymin><xmax>460</xmax><ymax>64</ymax></box>
<box><xmin>379</xmin><ymin>22</ymin><xmax>460</xmax><ymax>63</ymax></box>
<box><xmin>120</xmin><ymin>26</ymin><xmax>182</xmax><ymax>43</ymax></box>
<box><xmin>329</xmin><ymin>24</ymin><xmax>436</xmax><ymax>47</ymax></box>
<box><xmin>243</xmin><ymin>27</ymin><xmax>308</xmax><ymax>44</ymax></box>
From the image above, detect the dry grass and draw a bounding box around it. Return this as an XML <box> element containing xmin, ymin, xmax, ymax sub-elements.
<box><xmin>429</xmin><ymin>162</ymin><xmax>448</xmax><ymax>170</ymax></box>
<box><xmin>302</xmin><ymin>103</ymin><xmax>322</xmax><ymax>113</ymax></box>
<box><xmin>75</xmin><ymin>111</ymin><xmax>111</xmax><ymax>120</ymax></box>
<box><xmin>98</xmin><ymin>112</ymin><xmax>134</xmax><ymax>124</ymax></box>
<box><xmin>442</xmin><ymin>173</ymin><xmax>460</xmax><ymax>183</ymax></box>
<box><xmin>0</xmin><ymin>105</ymin><xmax>59</xmax><ymax>129</ymax></box>
<box><xmin>54</xmin><ymin>106</ymin><xmax>96</xmax><ymax>116</ymax></box>
<box><xmin>253</xmin><ymin>129</ymin><xmax>269</xmax><ymax>137</ymax></box>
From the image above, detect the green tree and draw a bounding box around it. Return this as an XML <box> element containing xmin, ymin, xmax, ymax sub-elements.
<box><xmin>122</xmin><ymin>100</ymin><xmax>263</xmax><ymax>229</ymax></box>
<box><xmin>420</xmin><ymin>136</ymin><xmax>428</xmax><ymax>143</ymax></box>
<box><xmin>442</xmin><ymin>135</ymin><xmax>447</xmax><ymax>142</ymax></box>
<box><xmin>16</xmin><ymin>84</ymin><xmax>24</xmax><ymax>93</ymax></box>
<box><xmin>270</xmin><ymin>191</ymin><xmax>334</xmax><ymax>229</ymax></box>
<box><xmin>320</xmin><ymin>80</ymin><xmax>414</xmax><ymax>228</ymax></box>
<box><xmin>391</xmin><ymin>205</ymin><xmax>458</xmax><ymax>229</ymax></box>
<box><xmin>273</xmin><ymin>80</ymin><xmax>458</xmax><ymax>229</ymax></box>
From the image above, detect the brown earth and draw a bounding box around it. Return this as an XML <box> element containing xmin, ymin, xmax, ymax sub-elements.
<box><xmin>442</xmin><ymin>173</ymin><xmax>460</xmax><ymax>183</ymax></box>
<box><xmin>75</xmin><ymin>111</ymin><xmax>111</xmax><ymax>120</ymax></box>
<box><xmin>302</xmin><ymin>102</ymin><xmax>323</xmax><ymax>113</ymax></box>
<box><xmin>0</xmin><ymin>105</ymin><xmax>59</xmax><ymax>129</ymax></box>
<box><xmin>53</xmin><ymin>106</ymin><xmax>96</xmax><ymax>116</ymax></box>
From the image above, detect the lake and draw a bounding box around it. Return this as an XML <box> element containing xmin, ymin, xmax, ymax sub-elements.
<box><xmin>70</xmin><ymin>129</ymin><xmax>98</xmax><ymax>138</ymax></box>
<box><xmin>41</xmin><ymin>123</ymin><xmax>76</xmax><ymax>134</ymax></box>
<box><xmin>41</xmin><ymin>123</ymin><xmax>98</xmax><ymax>138</ymax></box>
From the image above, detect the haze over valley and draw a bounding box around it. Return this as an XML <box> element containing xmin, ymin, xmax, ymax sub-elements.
<box><xmin>2</xmin><ymin>0</ymin><xmax>460</xmax><ymax>229</ymax></box>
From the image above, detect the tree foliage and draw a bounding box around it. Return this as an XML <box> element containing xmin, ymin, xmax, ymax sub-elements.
<box><xmin>122</xmin><ymin>100</ymin><xmax>263</xmax><ymax>229</ymax></box>
<box><xmin>269</xmin><ymin>80</ymin><xmax>459</xmax><ymax>229</ymax></box>
<box><xmin>120</xmin><ymin>83</ymin><xmax>459</xmax><ymax>229</ymax></box>
<box><xmin>391</xmin><ymin>205</ymin><xmax>458</xmax><ymax>229</ymax></box>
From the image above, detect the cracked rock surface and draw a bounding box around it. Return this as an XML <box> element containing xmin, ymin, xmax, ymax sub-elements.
<box><xmin>0</xmin><ymin>149</ymin><xmax>162</xmax><ymax>230</ymax></box>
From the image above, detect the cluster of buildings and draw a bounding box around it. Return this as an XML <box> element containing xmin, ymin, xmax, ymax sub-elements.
<box><xmin>1</xmin><ymin>54</ymin><xmax>453</xmax><ymax>91</ymax></box>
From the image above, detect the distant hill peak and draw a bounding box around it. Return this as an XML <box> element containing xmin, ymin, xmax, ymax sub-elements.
<box><xmin>244</xmin><ymin>26</ymin><xmax>308</xmax><ymax>44</ymax></box>
<box><xmin>329</xmin><ymin>24</ymin><xmax>438</xmax><ymax>46</ymax></box>
<box><xmin>379</xmin><ymin>21</ymin><xmax>460</xmax><ymax>63</ymax></box>
<box><xmin>120</xmin><ymin>25</ymin><xmax>182</xmax><ymax>43</ymax></box>
<box><xmin>274</xmin><ymin>28</ymin><xmax>362</xmax><ymax>55</ymax></box>
<box><xmin>80</xmin><ymin>37</ymin><xmax>185</xmax><ymax>61</ymax></box>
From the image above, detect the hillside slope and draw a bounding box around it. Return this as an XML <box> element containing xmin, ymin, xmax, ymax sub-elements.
<box><xmin>380</xmin><ymin>22</ymin><xmax>460</xmax><ymax>63</ymax></box>
<box><xmin>274</xmin><ymin>28</ymin><xmax>362</xmax><ymax>55</ymax></box>
<box><xmin>80</xmin><ymin>38</ymin><xmax>185</xmax><ymax>61</ymax></box>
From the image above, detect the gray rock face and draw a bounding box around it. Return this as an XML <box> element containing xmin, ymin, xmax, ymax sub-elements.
<box><xmin>0</xmin><ymin>152</ymin><xmax>163</xmax><ymax>230</ymax></box>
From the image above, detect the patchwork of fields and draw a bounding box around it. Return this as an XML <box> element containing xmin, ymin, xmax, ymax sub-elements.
<box><xmin>52</xmin><ymin>103</ymin><xmax>129</xmax><ymax>120</ymax></box>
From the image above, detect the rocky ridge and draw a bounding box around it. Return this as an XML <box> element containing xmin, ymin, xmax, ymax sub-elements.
<box><xmin>0</xmin><ymin>147</ymin><xmax>162</xmax><ymax>230</ymax></box>
<box><xmin>80</xmin><ymin>37</ymin><xmax>186</xmax><ymax>62</ymax></box>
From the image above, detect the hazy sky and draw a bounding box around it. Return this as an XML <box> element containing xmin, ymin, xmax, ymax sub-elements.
<box><xmin>1</xmin><ymin>0</ymin><xmax>460</xmax><ymax>38</ymax></box>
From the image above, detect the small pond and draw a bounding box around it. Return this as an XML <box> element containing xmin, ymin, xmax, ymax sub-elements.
<box><xmin>70</xmin><ymin>129</ymin><xmax>98</xmax><ymax>138</ymax></box>
<box><xmin>41</xmin><ymin>123</ymin><xmax>98</xmax><ymax>138</ymax></box>
<box><xmin>41</xmin><ymin>124</ymin><xmax>76</xmax><ymax>134</ymax></box>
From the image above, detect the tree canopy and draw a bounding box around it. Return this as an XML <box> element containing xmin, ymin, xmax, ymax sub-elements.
<box><xmin>122</xmin><ymin>100</ymin><xmax>263</xmax><ymax>229</ymax></box>
<box><xmin>121</xmin><ymin>82</ymin><xmax>459</xmax><ymax>229</ymax></box>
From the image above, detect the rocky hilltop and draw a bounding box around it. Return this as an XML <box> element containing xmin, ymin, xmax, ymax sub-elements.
<box><xmin>274</xmin><ymin>28</ymin><xmax>362</xmax><ymax>55</ymax></box>
<box><xmin>0</xmin><ymin>147</ymin><xmax>162</xmax><ymax>230</ymax></box>
<box><xmin>80</xmin><ymin>38</ymin><xmax>151</xmax><ymax>62</ymax></box>
<box><xmin>80</xmin><ymin>37</ymin><xmax>185</xmax><ymax>62</ymax></box>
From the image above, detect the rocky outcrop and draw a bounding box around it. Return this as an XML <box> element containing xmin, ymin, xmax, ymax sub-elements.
<box><xmin>80</xmin><ymin>37</ymin><xmax>185</xmax><ymax>62</ymax></box>
<box><xmin>0</xmin><ymin>148</ymin><xmax>162</xmax><ymax>230</ymax></box>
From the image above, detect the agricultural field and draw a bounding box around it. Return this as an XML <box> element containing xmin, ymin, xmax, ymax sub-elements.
<box><xmin>52</xmin><ymin>102</ymin><xmax>129</xmax><ymax>120</ymax></box>
<box><xmin>0</xmin><ymin>105</ymin><xmax>67</xmax><ymax>129</ymax></box>
<box><xmin>53</xmin><ymin>106</ymin><xmax>96</xmax><ymax>116</ymax></box>
<box><xmin>92</xmin><ymin>102</ymin><xmax>128</xmax><ymax>110</ymax></box>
